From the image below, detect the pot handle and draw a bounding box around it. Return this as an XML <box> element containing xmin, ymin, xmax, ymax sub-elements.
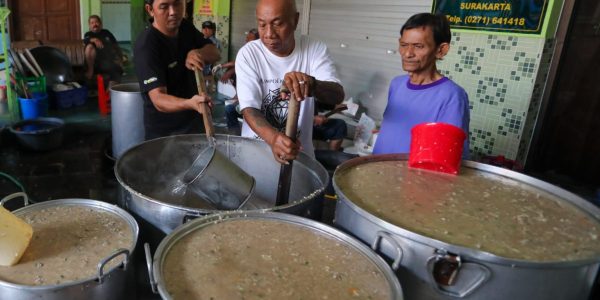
<box><xmin>0</xmin><ymin>192</ymin><xmax>29</xmax><ymax>207</ymax></box>
<box><xmin>371</xmin><ymin>231</ymin><xmax>404</xmax><ymax>271</ymax></box>
<box><xmin>183</xmin><ymin>212</ymin><xmax>202</xmax><ymax>224</ymax></box>
<box><xmin>97</xmin><ymin>248</ymin><xmax>130</xmax><ymax>284</ymax></box>
<box><xmin>426</xmin><ymin>250</ymin><xmax>491</xmax><ymax>298</ymax></box>
<box><xmin>145</xmin><ymin>243</ymin><xmax>158</xmax><ymax>294</ymax></box>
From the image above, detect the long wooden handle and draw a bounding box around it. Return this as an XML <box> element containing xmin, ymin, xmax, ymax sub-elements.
<box><xmin>194</xmin><ymin>69</ymin><xmax>215</xmax><ymax>140</ymax></box>
<box><xmin>8</xmin><ymin>50</ymin><xmax>26</xmax><ymax>76</ymax></box>
<box><xmin>323</xmin><ymin>104</ymin><xmax>348</xmax><ymax>118</ymax></box>
<box><xmin>284</xmin><ymin>93</ymin><xmax>300</xmax><ymax>141</ymax></box>
<box><xmin>24</xmin><ymin>49</ymin><xmax>44</xmax><ymax>76</ymax></box>
<box><xmin>18</xmin><ymin>51</ymin><xmax>40</xmax><ymax>78</ymax></box>
<box><xmin>275</xmin><ymin>93</ymin><xmax>300</xmax><ymax>206</ymax></box>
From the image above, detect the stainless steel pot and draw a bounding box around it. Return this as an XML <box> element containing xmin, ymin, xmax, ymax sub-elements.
<box><xmin>110</xmin><ymin>83</ymin><xmax>145</xmax><ymax>159</ymax></box>
<box><xmin>115</xmin><ymin>134</ymin><xmax>328</xmax><ymax>234</ymax></box>
<box><xmin>145</xmin><ymin>211</ymin><xmax>404</xmax><ymax>299</ymax></box>
<box><xmin>333</xmin><ymin>154</ymin><xmax>600</xmax><ymax>300</ymax></box>
<box><xmin>0</xmin><ymin>196</ymin><xmax>139</xmax><ymax>300</ymax></box>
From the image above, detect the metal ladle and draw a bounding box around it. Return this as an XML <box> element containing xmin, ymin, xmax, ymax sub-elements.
<box><xmin>179</xmin><ymin>69</ymin><xmax>256</xmax><ymax>210</ymax></box>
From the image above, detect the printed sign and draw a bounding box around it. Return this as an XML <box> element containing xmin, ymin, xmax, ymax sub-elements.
<box><xmin>432</xmin><ymin>0</ymin><xmax>550</xmax><ymax>34</ymax></box>
<box><xmin>197</xmin><ymin>0</ymin><xmax>214</xmax><ymax>16</ymax></box>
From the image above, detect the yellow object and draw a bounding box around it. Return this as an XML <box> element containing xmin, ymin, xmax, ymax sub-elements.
<box><xmin>0</xmin><ymin>206</ymin><xmax>33</xmax><ymax>266</ymax></box>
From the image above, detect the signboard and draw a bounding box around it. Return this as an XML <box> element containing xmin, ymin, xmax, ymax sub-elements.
<box><xmin>432</xmin><ymin>0</ymin><xmax>550</xmax><ymax>35</ymax></box>
<box><xmin>197</xmin><ymin>0</ymin><xmax>214</xmax><ymax>16</ymax></box>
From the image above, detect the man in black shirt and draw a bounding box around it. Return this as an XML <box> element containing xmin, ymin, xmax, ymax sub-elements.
<box><xmin>83</xmin><ymin>15</ymin><xmax>123</xmax><ymax>85</ymax></box>
<box><xmin>135</xmin><ymin>0</ymin><xmax>220</xmax><ymax>139</ymax></box>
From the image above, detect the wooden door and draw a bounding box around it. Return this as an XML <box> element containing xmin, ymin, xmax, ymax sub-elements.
<box><xmin>9</xmin><ymin>0</ymin><xmax>80</xmax><ymax>41</ymax></box>
<box><xmin>528</xmin><ymin>0</ymin><xmax>600</xmax><ymax>186</ymax></box>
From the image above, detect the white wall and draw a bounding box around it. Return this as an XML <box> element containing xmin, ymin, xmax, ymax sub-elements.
<box><xmin>100</xmin><ymin>1</ymin><xmax>131</xmax><ymax>41</ymax></box>
<box><xmin>309</xmin><ymin>0</ymin><xmax>429</xmax><ymax>120</ymax></box>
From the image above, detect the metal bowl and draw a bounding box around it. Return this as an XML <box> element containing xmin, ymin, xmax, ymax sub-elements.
<box><xmin>9</xmin><ymin>117</ymin><xmax>64</xmax><ymax>151</ymax></box>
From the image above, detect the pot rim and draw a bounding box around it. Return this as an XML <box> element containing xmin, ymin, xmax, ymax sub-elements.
<box><xmin>151</xmin><ymin>211</ymin><xmax>404</xmax><ymax>299</ymax></box>
<box><xmin>0</xmin><ymin>198</ymin><xmax>139</xmax><ymax>290</ymax></box>
<box><xmin>332</xmin><ymin>154</ymin><xmax>600</xmax><ymax>268</ymax></box>
<box><xmin>114</xmin><ymin>134</ymin><xmax>329</xmax><ymax>212</ymax></box>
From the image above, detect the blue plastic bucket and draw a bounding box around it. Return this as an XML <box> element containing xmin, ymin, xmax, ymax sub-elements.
<box><xmin>19</xmin><ymin>92</ymin><xmax>48</xmax><ymax>120</ymax></box>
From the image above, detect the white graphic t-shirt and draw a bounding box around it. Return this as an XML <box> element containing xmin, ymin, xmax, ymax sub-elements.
<box><xmin>235</xmin><ymin>35</ymin><xmax>341</xmax><ymax>157</ymax></box>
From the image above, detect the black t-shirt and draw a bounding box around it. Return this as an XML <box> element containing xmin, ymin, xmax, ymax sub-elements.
<box><xmin>84</xmin><ymin>29</ymin><xmax>119</xmax><ymax>62</ymax></box>
<box><xmin>134</xmin><ymin>19</ymin><xmax>211</xmax><ymax>139</ymax></box>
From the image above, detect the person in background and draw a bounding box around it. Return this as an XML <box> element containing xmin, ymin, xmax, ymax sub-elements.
<box><xmin>214</xmin><ymin>29</ymin><xmax>259</xmax><ymax>85</ymax></box>
<box><xmin>236</xmin><ymin>0</ymin><xmax>344</xmax><ymax>164</ymax></box>
<box><xmin>83</xmin><ymin>15</ymin><xmax>123</xmax><ymax>87</ymax></box>
<box><xmin>373</xmin><ymin>13</ymin><xmax>470</xmax><ymax>158</ymax></box>
<box><xmin>212</xmin><ymin>28</ymin><xmax>260</xmax><ymax>135</ymax></box>
<box><xmin>313</xmin><ymin>103</ymin><xmax>348</xmax><ymax>151</ymax></box>
<box><xmin>201</xmin><ymin>20</ymin><xmax>220</xmax><ymax>88</ymax></box>
<box><xmin>201</xmin><ymin>21</ymin><xmax>222</xmax><ymax>50</ymax></box>
<box><xmin>134</xmin><ymin>0</ymin><xmax>220</xmax><ymax>140</ymax></box>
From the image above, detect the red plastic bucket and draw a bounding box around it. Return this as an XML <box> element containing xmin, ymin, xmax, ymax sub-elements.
<box><xmin>408</xmin><ymin>122</ymin><xmax>466</xmax><ymax>175</ymax></box>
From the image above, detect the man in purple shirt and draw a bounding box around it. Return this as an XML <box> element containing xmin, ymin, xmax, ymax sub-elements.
<box><xmin>373</xmin><ymin>13</ymin><xmax>470</xmax><ymax>158</ymax></box>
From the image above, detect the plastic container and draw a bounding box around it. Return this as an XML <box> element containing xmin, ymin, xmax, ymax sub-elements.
<box><xmin>408</xmin><ymin>122</ymin><xmax>466</xmax><ymax>175</ymax></box>
<box><xmin>16</xmin><ymin>75</ymin><xmax>46</xmax><ymax>94</ymax></box>
<box><xmin>51</xmin><ymin>86</ymin><xmax>88</xmax><ymax>109</ymax></box>
<box><xmin>18</xmin><ymin>92</ymin><xmax>48</xmax><ymax>120</ymax></box>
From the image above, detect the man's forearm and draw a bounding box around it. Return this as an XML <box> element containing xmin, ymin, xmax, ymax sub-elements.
<box><xmin>314</xmin><ymin>80</ymin><xmax>344</xmax><ymax>106</ymax></box>
<box><xmin>242</xmin><ymin>107</ymin><xmax>278</xmax><ymax>146</ymax></box>
<box><xmin>148</xmin><ymin>87</ymin><xmax>188</xmax><ymax>113</ymax></box>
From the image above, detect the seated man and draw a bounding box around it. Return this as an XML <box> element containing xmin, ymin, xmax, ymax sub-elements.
<box><xmin>313</xmin><ymin>104</ymin><xmax>348</xmax><ymax>151</ymax></box>
<box><xmin>83</xmin><ymin>15</ymin><xmax>123</xmax><ymax>87</ymax></box>
<box><xmin>214</xmin><ymin>29</ymin><xmax>260</xmax><ymax>135</ymax></box>
<box><xmin>373</xmin><ymin>13</ymin><xmax>470</xmax><ymax>158</ymax></box>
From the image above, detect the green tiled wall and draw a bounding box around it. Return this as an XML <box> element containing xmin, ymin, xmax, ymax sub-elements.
<box><xmin>438</xmin><ymin>32</ymin><xmax>546</xmax><ymax>161</ymax></box>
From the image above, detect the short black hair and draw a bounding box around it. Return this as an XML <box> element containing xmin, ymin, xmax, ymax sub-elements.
<box><xmin>89</xmin><ymin>15</ymin><xmax>102</xmax><ymax>23</ymax></box>
<box><xmin>202</xmin><ymin>21</ymin><xmax>216</xmax><ymax>30</ymax></box>
<box><xmin>144</xmin><ymin>0</ymin><xmax>153</xmax><ymax>5</ymax></box>
<box><xmin>400</xmin><ymin>13</ymin><xmax>451</xmax><ymax>46</ymax></box>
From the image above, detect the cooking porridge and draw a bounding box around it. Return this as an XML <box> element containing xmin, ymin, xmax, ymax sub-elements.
<box><xmin>0</xmin><ymin>205</ymin><xmax>133</xmax><ymax>285</ymax></box>
<box><xmin>163</xmin><ymin>218</ymin><xmax>392</xmax><ymax>299</ymax></box>
<box><xmin>335</xmin><ymin>160</ymin><xmax>600</xmax><ymax>261</ymax></box>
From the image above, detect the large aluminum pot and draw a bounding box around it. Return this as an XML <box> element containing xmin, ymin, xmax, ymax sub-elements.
<box><xmin>333</xmin><ymin>154</ymin><xmax>600</xmax><ymax>300</ymax></box>
<box><xmin>145</xmin><ymin>211</ymin><xmax>404</xmax><ymax>299</ymax></box>
<box><xmin>110</xmin><ymin>83</ymin><xmax>145</xmax><ymax>159</ymax></box>
<box><xmin>115</xmin><ymin>134</ymin><xmax>328</xmax><ymax>234</ymax></box>
<box><xmin>0</xmin><ymin>196</ymin><xmax>139</xmax><ymax>300</ymax></box>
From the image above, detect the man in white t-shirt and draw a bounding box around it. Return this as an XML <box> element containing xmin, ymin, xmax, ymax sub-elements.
<box><xmin>236</xmin><ymin>0</ymin><xmax>344</xmax><ymax>164</ymax></box>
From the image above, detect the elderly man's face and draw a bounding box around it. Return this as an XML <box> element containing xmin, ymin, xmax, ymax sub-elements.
<box><xmin>146</xmin><ymin>0</ymin><xmax>184</xmax><ymax>37</ymax></box>
<box><xmin>399</xmin><ymin>26</ymin><xmax>446</xmax><ymax>75</ymax></box>
<box><xmin>89</xmin><ymin>17</ymin><xmax>102</xmax><ymax>33</ymax></box>
<box><xmin>256</xmin><ymin>0</ymin><xmax>299</xmax><ymax>57</ymax></box>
